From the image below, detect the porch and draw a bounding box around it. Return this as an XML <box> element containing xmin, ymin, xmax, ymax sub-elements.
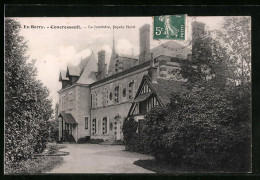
<box><xmin>59</xmin><ymin>112</ymin><xmax>77</xmax><ymax>142</ymax></box>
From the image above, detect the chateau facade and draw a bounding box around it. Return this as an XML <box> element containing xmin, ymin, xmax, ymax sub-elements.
<box><xmin>58</xmin><ymin>22</ymin><xmax>204</xmax><ymax>142</ymax></box>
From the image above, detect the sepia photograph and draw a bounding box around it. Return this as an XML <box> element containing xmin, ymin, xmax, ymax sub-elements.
<box><xmin>4</xmin><ymin>14</ymin><xmax>251</xmax><ymax>174</ymax></box>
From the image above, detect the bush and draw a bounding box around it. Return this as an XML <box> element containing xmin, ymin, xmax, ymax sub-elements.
<box><xmin>77</xmin><ymin>136</ymin><xmax>91</xmax><ymax>144</ymax></box>
<box><xmin>5</xmin><ymin>156</ymin><xmax>63</xmax><ymax>174</ymax></box>
<box><xmin>46</xmin><ymin>144</ymin><xmax>58</xmax><ymax>155</ymax></box>
<box><xmin>142</xmin><ymin>86</ymin><xmax>251</xmax><ymax>172</ymax></box>
<box><xmin>88</xmin><ymin>139</ymin><xmax>104</xmax><ymax>144</ymax></box>
<box><xmin>122</xmin><ymin>117</ymin><xmax>138</xmax><ymax>151</ymax></box>
<box><xmin>77</xmin><ymin>137</ymin><xmax>103</xmax><ymax>144</ymax></box>
<box><xmin>5</xmin><ymin>19</ymin><xmax>53</xmax><ymax>165</ymax></box>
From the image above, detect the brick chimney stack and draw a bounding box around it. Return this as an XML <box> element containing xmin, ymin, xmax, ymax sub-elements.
<box><xmin>97</xmin><ymin>50</ymin><xmax>107</xmax><ymax>80</ymax></box>
<box><xmin>139</xmin><ymin>24</ymin><xmax>151</xmax><ymax>64</ymax></box>
<box><xmin>148</xmin><ymin>53</ymin><xmax>157</xmax><ymax>83</ymax></box>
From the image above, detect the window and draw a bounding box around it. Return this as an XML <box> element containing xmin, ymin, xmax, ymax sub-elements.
<box><xmin>129</xmin><ymin>81</ymin><xmax>134</xmax><ymax>99</ymax></box>
<box><xmin>122</xmin><ymin>88</ymin><xmax>126</xmax><ymax>97</ymax></box>
<box><xmin>160</xmin><ymin>67</ymin><xmax>167</xmax><ymax>71</ymax></box>
<box><xmin>114</xmin><ymin>86</ymin><xmax>119</xmax><ymax>103</ymax></box>
<box><xmin>139</xmin><ymin>100</ymin><xmax>147</xmax><ymax>114</ymax></box>
<box><xmin>85</xmin><ymin>117</ymin><xmax>88</xmax><ymax>129</ymax></box>
<box><xmin>95</xmin><ymin>92</ymin><xmax>98</xmax><ymax>107</ymax></box>
<box><xmin>68</xmin><ymin>91</ymin><xmax>73</xmax><ymax>109</ymax></box>
<box><xmin>62</xmin><ymin>95</ymin><xmax>66</xmax><ymax>110</ymax></box>
<box><xmin>109</xmin><ymin>92</ymin><xmax>113</xmax><ymax>100</ymax></box>
<box><xmin>92</xmin><ymin>93</ymin><xmax>97</xmax><ymax>108</ymax></box>
<box><xmin>92</xmin><ymin>118</ymin><xmax>96</xmax><ymax>134</ymax></box>
<box><xmin>91</xmin><ymin>94</ymin><xmax>93</xmax><ymax>108</ymax></box>
<box><xmin>160</xmin><ymin>74</ymin><xmax>167</xmax><ymax>77</ymax></box>
<box><xmin>107</xmin><ymin>90</ymin><xmax>109</xmax><ymax>104</ymax></box>
<box><xmin>102</xmin><ymin>117</ymin><xmax>107</xmax><ymax>134</ymax></box>
<box><xmin>102</xmin><ymin>90</ymin><xmax>107</xmax><ymax>107</ymax></box>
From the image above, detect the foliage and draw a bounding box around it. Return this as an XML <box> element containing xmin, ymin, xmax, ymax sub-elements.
<box><xmin>47</xmin><ymin>103</ymin><xmax>59</xmax><ymax>142</ymax></box>
<box><xmin>122</xmin><ymin>117</ymin><xmax>138</xmax><ymax>151</ymax></box>
<box><xmin>141</xmin><ymin>85</ymin><xmax>251</xmax><ymax>171</ymax></box>
<box><xmin>77</xmin><ymin>136</ymin><xmax>104</xmax><ymax>144</ymax></box>
<box><xmin>220</xmin><ymin>16</ymin><xmax>251</xmax><ymax>83</ymax></box>
<box><xmin>5</xmin><ymin>18</ymin><xmax>53</xmax><ymax>165</ymax></box>
<box><xmin>46</xmin><ymin>144</ymin><xmax>59</xmax><ymax>155</ymax></box>
<box><xmin>88</xmin><ymin>139</ymin><xmax>104</xmax><ymax>144</ymax></box>
<box><xmin>77</xmin><ymin>136</ymin><xmax>91</xmax><ymax>144</ymax></box>
<box><xmin>5</xmin><ymin>156</ymin><xmax>63</xmax><ymax>174</ymax></box>
<box><xmin>142</xmin><ymin>106</ymin><xmax>169</xmax><ymax>157</ymax></box>
<box><xmin>136</xmin><ymin>18</ymin><xmax>251</xmax><ymax>172</ymax></box>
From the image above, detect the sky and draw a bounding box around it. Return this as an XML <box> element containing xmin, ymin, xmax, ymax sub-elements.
<box><xmin>13</xmin><ymin>16</ymin><xmax>224</xmax><ymax>108</ymax></box>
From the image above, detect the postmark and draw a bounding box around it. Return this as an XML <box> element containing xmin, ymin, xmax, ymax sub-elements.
<box><xmin>153</xmin><ymin>14</ymin><xmax>187</xmax><ymax>40</ymax></box>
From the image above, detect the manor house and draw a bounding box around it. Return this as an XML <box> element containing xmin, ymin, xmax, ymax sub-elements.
<box><xmin>58</xmin><ymin>22</ymin><xmax>205</xmax><ymax>142</ymax></box>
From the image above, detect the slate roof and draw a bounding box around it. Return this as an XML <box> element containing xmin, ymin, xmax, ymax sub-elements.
<box><xmin>66</xmin><ymin>53</ymin><xmax>97</xmax><ymax>78</ymax></box>
<box><xmin>151</xmin><ymin>78</ymin><xmax>187</xmax><ymax>106</ymax></box>
<box><xmin>151</xmin><ymin>41</ymin><xmax>191</xmax><ymax>59</ymax></box>
<box><xmin>59</xmin><ymin>112</ymin><xmax>77</xmax><ymax>124</ymax></box>
<box><xmin>59</xmin><ymin>70</ymin><xmax>69</xmax><ymax>81</ymax></box>
<box><xmin>76</xmin><ymin>53</ymin><xmax>98</xmax><ymax>84</ymax></box>
<box><xmin>66</xmin><ymin>65</ymin><xmax>81</xmax><ymax>77</ymax></box>
<box><xmin>117</xmin><ymin>53</ymin><xmax>138</xmax><ymax>60</ymax></box>
<box><xmin>133</xmin><ymin>92</ymin><xmax>153</xmax><ymax>103</ymax></box>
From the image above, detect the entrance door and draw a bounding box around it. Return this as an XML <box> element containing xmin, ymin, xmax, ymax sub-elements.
<box><xmin>114</xmin><ymin>117</ymin><xmax>121</xmax><ymax>140</ymax></box>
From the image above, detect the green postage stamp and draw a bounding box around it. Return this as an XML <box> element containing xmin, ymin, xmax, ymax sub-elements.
<box><xmin>153</xmin><ymin>14</ymin><xmax>187</xmax><ymax>40</ymax></box>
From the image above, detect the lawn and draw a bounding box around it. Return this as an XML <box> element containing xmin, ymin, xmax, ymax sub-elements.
<box><xmin>5</xmin><ymin>156</ymin><xmax>64</xmax><ymax>174</ymax></box>
<box><xmin>134</xmin><ymin>159</ymin><xmax>216</xmax><ymax>174</ymax></box>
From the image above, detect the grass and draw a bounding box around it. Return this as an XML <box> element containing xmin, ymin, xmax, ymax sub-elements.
<box><xmin>133</xmin><ymin>159</ymin><xmax>212</xmax><ymax>174</ymax></box>
<box><xmin>5</xmin><ymin>155</ymin><xmax>64</xmax><ymax>174</ymax></box>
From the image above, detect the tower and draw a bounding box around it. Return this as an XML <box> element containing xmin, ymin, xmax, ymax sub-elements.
<box><xmin>97</xmin><ymin>50</ymin><xmax>107</xmax><ymax>80</ymax></box>
<box><xmin>108</xmin><ymin>33</ymin><xmax>118</xmax><ymax>75</ymax></box>
<box><xmin>139</xmin><ymin>24</ymin><xmax>151</xmax><ymax>64</ymax></box>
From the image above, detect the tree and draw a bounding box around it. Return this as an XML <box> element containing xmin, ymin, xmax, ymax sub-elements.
<box><xmin>220</xmin><ymin>17</ymin><xmax>251</xmax><ymax>86</ymax></box>
<box><xmin>122</xmin><ymin>117</ymin><xmax>138</xmax><ymax>151</ymax></box>
<box><xmin>142</xmin><ymin>18</ymin><xmax>251</xmax><ymax>172</ymax></box>
<box><xmin>47</xmin><ymin>103</ymin><xmax>59</xmax><ymax>142</ymax></box>
<box><xmin>5</xmin><ymin>18</ymin><xmax>53</xmax><ymax>164</ymax></box>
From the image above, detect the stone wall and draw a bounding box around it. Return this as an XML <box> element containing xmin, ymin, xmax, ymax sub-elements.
<box><xmin>90</xmin><ymin>66</ymin><xmax>149</xmax><ymax>140</ymax></box>
<box><xmin>58</xmin><ymin>84</ymin><xmax>91</xmax><ymax>141</ymax></box>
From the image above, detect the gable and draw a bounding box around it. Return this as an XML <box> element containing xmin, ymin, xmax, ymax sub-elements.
<box><xmin>59</xmin><ymin>70</ymin><xmax>69</xmax><ymax>81</ymax></box>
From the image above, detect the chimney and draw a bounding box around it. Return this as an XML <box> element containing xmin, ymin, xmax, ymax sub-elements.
<box><xmin>139</xmin><ymin>24</ymin><xmax>150</xmax><ymax>64</ymax></box>
<box><xmin>191</xmin><ymin>21</ymin><xmax>206</xmax><ymax>58</ymax></box>
<box><xmin>148</xmin><ymin>53</ymin><xmax>157</xmax><ymax>83</ymax></box>
<box><xmin>97</xmin><ymin>50</ymin><xmax>107</xmax><ymax>80</ymax></box>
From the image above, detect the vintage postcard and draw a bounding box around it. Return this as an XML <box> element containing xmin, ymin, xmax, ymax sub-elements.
<box><xmin>4</xmin><ymin>15</ymin><xmax>251</xmax><ymax>174</ymax></box>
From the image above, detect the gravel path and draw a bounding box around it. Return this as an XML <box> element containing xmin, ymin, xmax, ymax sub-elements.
<box><xmin>48</xmin><ymin>144</ymin><xmax>155</xmax><ymax>174</ymax></box>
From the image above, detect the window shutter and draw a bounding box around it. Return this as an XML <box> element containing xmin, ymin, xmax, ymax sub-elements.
<box><xmin>104</xmin><ymin>89</ymin><xmax>107</xmax><ymax>106</ymax></box>
<box><xmin>113</xmin><ymin>85</ymin><xmax>116</xmax><ymax>104</ymax></box>
<box><xmin>126</xmin><ymin>83</ymin><xmax>129</xmax><ymax>100</ymax></box>
<box><xmin>134</xmin><ymin>80</ymin><xmax>138</xmax><ymax>98</ymax></box>
<box><xmin>92</xmin><ymin>93</ymin><xmax>94</xmax><ymax>108</ymax></box>
<box><xmin>102</xmin><ymin>90</ymin><xmax>105</xmax><ymax>107</ymax></box>
<box><xmin>99</xmin><ymin>118</ymin><xmax>103</xmax><ymax>135</ymax></box>
<box><xmin>107</xmin><ymin>116</ymin><xmax>110</xmax><ymax>134</ymax></box>
<box><xmin>119</xmin><ymin>84</ymin><xmax>122</xmax><ymax>102</ymax></box>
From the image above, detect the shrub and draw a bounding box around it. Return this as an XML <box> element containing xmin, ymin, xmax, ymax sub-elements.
<box><xmin>122</xmin><ymin>117</ymin><xmax>138</xmax><ymax>151</ymax></box>
<box><xmin>5</xmin><ymin>18</ymin><xmax>53</xmax><ymax>165</ymax></box>
<box><xmin>88</xmin><ymin>139</ymin><xmax>104</xmax><ymax>144</ymax></box>
<box><xmin>142</xmin><ymin>86</ymin><xmax>251</xmax><ymax>172</ymax></box>
<box><xmin>46</xmin><ymin>144</ymin><xmax>58</xmax><ymax>155</ymax></box>
<box><xmin>77</xmin><ymin>136</ymin><xmax>91</xmax><ymax>144</ymax></box>
<box><xmin>5</xmin><ymin>156</ymin><xmax>63</xmax><ymax>174</ymax></box>
<box><xmin>77</xmin><ymin>137</ymin><xmax>103</xmax><ymax>144</ymax></box>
